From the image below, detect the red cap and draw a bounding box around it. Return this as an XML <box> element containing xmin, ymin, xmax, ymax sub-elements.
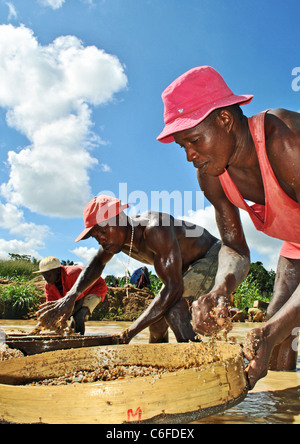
<box><xmin>157</xmin><ymin>66</ymin><xmax>253</xmax><ymax>143</ymax></box>
<box><xmin>75</xmin><ymin>195</ymin><xmax>129</xmax><ymax>242</ymax></box>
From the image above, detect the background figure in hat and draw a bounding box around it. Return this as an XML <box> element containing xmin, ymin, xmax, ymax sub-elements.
<box><xmin>157</xmin><ymin>65</ymin><xmax>300</xmax><ymax>389</ymax></box>
<box><xmin>37</xmin><ymin>195</ymin><xmax>222</xmax><ymax>344</ymax></box>
<box><xmin>35</xmin><ymin>256</ymin><xmax>107</xmax><ymax>335</ymax></box>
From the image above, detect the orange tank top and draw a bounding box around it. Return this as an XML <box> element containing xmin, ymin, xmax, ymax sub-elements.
<box><xmin>219</xmin><ymin>111</ymin><xmax>300</xmax><ymax>259</ymax></box>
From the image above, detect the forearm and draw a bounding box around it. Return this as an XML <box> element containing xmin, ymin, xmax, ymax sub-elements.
<box><xmin>212</xmin><ymin>244</ymin><xmax>250</xmax><ymax>298</ymax></box>
<box><xmin>263</xmin><ymin>283</ymin><xmax>300</xmax><ymax>343</ymax></box>
<box><xmin>126</xmin><ymin>286</ymin><xmax>181</xmax><ymax>339</ymax></box>
<box><xmin>67</xmin><ymin>255</ymin><xmax>104</xmax><ymax>299</ymax></box>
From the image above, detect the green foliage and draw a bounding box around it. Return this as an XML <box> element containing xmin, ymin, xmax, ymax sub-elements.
<box><xmin>61</xmin><ymin>260</ymin><xmax>76</xmax><ymax>266</ymax></box>
<box><xmin>0</xmin><ymin>259</ymin><xmax>39</xmax><ymax>281</ymax></box>
<box><xmin>104</xmin><ymin>275</ymin><xmax>121</xmax><ymax>286</ymax></box>
<box><xmin>104</xmin><ymin>271</ymin><xmax>163</xmax><ymax>295</ymax></box>
<box><xmin>104</xmin><ymin>274</ymin><xmax>129</xmax><ymax>288</ymax></box>
<box><xmin>148</xmin><ymin>271</ymin><xmax>163</xmax><ymax>295</ymax></box>
<box><xmin>234</xmin><ymin>261</ymin><xmax>275</xmax><ymax>312</ymax></box>
<box><xmin>0</xmin><ymin>283</ymin><xmax>40</xmax><ymax>319</ymax></box>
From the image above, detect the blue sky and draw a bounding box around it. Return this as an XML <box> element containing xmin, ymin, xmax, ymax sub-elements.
<box><xmin>0</xmin><ymin>0</ymin><xmax>299</xmax><ymax>276</ymax></box>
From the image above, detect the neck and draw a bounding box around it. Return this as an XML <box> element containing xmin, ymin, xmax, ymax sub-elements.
<box><xmin>228</xmin><ymin>116</ymin><xmax>256</xmax><ymax>169</ymax></box>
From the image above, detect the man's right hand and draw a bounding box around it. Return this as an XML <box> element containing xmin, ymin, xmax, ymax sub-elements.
<box><xmin>119</xmin><ymin>328</ymin><xmax>134</xmax><ymax>344</ymax></box>
<box><xmin>192</xmin><ymin>290</ymin><xmax>231</xmax><ymax>336</ymax></box>
<box><xmin>36</xmin><ymin>292</ymin><xmax>78</xmax><ymax>332</ymax></box>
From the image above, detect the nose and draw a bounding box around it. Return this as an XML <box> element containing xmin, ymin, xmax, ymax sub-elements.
<box><xmin>185</xmin><ymin>144</ymin><xmax>198</xmax><ymax>163</ymax></box>
<box><xmin>94</xmin><ymin>233</ymin><xmax>106</xmax><ymax>245</ymax></box>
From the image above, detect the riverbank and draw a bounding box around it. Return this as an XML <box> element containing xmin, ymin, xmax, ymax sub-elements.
<box><xmin>0</xmin><ymin>276</ymin><xmax>267</xmax><ymax>323</ymax></box>
<box><xmin>0</xmin><ymin>276</ymin><xmax>155</xmax><ymax>322</ymax></box>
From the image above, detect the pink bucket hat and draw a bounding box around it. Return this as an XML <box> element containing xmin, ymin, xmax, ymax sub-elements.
<box><xmin>157</xmin><ymin>66</ymin><xmax>253</xmax><ymax>143</ymax></box>
<box><xmin>75</xmin><ymin>195</ymin><xmax>129</xmax><ymax>242</ymax></box>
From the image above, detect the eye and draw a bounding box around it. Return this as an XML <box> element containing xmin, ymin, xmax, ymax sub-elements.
<box><xmin>191</xmin><ymin>137</ymin><xmax>199</xmax><ymax>144</ymax></box>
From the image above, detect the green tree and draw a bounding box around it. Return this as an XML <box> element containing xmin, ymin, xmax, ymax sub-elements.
<box><xmin>148</xmin><ymin>271</ymin><xmax>163</xmax><ymax>295</ymax></box>
<box><xmin>8</xmin><ymin>253</ymin><xmax>32</xmax><ymax>262</ymax></box>
<box><xmin>234</xmin><ymin>261</ymin><xmax>275</xmax><ymax>311</ymax></box>
<box><xmin>61</xmin><ymin>260</ymin><xmax>76</xmax><ymax>266</ymax></box>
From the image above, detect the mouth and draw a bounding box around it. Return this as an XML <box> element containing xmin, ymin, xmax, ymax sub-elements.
<box><xmin>193</xmin><ymin>160</ymin><xmax>208</xmax><ymax>171</ymax></box>
<box><xmin>102</xmin><ymin>243</ymin><xmax>113</xmax><ymax>252</ymax></box>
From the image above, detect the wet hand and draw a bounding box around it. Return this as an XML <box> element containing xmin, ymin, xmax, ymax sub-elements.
<box><xmin>119</xmin><ymin>328</ymin><xmax>132</xmax><ymax>344</ymax></box>
<box><xmin>192</xmin><ymin>292</ymin><xmax>231</xmax><ymax>336</ymax></box>
<box><xmin>36</xmin><ymin>296</ymin><xmax>75</xmax><ymax>332</ymax></box>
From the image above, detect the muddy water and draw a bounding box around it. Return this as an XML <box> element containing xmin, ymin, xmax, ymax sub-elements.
<box><xmin>1</xmin><ymin>320</ymin><xmax>300</xmax><ymax>424</ymax></box>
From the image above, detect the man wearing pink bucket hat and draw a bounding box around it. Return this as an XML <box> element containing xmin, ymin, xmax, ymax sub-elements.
<box><xmin>37</xmin><ymin>194</ymin><xmax>223</xmax><ymax>344</ymax></box>
<box><xmin>157</xmin><ymin>65</ymin><xmax>300</xmax><ymax>389</ymax></box>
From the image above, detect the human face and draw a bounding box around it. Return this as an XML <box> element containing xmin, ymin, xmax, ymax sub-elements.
<box><xmin>42</xmin><ymin>268</ymin><xmax>61</xmax><ymax>285</ymax></box>
<box><xmin>173</xmin><ymin>111</ymin><xmax>234</xmax><ymax>176</ymax></box>
<box><xmin>89</xmin><ymin>219</ymin><xmax>126</xmax><ymax>254</ymax></box>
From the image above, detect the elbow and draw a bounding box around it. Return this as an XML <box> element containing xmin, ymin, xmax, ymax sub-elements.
<box><xmin>160</xmin><ymin>283</ymin><xmax>183</xmax><ymax>313</ymax></box>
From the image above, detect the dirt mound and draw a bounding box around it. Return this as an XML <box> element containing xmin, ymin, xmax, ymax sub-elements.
<box><xmin>28</xmin><ymin>276</ymin><xmax>46</xmax><ymax>293</ymax></box>
<box><xmin>92</xmin><ymin>285</ymin><xmax>155</xmax><ymax>321</ymax></box>
<box><xmin>0</xmin><ymin>275</ymin><xmax>155</xmax><ymax>322</ymax></box>
<box><xmin>0</xmin><ymin>276</ymin><xmax>45</xmax><ymax>293</ymax></box>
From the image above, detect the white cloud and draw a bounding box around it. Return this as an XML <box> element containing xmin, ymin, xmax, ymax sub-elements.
<box><xmin>0</xmin><ymin>238</ymin><xmax>45</xmax><ymax>260</ymax></box>
<box><xmin>70</xmin><ymin>246</ymin><xmax>98</xmax><ymax>264</ymax></box>
<box><xmin>101</xmin><ymin>163</ymin><xmax>112</xmax><ymax>173</ymax></box>
<box><xmin>38</xmin><ymin>0</ymin><xmax>95</xmax><ymax>9</ymax></box>
<box><xmin>0</xmin><ymin>25</ymin><xmax>127</xmax><ymax>218</ymax></box>
<box><xmin>0</xmin><ymin>200</ymin><xmax>50</xmax><ymax>259</ymax></box>
<box><xmin>5</xmin><ymin>2</ymin><xmax>17</xmax><ymax>21</ymax></box>
<box><xmin>38</xmin><ymin>0</ymin><xmax>66</xmax><ymax>9</ymax></box>
<box><xmin>0</xmin><ymin>200</ymin><xmax>50</xmax><ymax>241</ymax></box>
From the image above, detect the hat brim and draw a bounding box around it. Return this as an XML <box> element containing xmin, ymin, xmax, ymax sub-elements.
<box><xmin>75</xmin><ymin>203</ymin><xmax>129</xmax><ymax>243</ymax></box>
<box><xmin>157</xmin><ymin>94</ymin><xmax>253</xmax><ymax>144</ymax></box>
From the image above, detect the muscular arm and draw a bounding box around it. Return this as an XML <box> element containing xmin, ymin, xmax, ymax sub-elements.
<box><xmin>122</xmin><ymin>224</ymin><xmax>184</xmax><ymax>342</ymax></box>
<box><xmin>66</xmin><ymin>248</ymin><xmax>113</xmax><ymax>298</ymax></box>
<box><xmin>192</xmin><ymin>171</ymin><xmax>250</xmax><ymax>335</ymax></box>
<box><xmin>201</xmin><ymin>171</ymin><xmax>250</xmax><ymax>290</ymax></box>
<box><xmin>37</xmin><ymin>248</ymin><xmax>113</xmax><ymax>331</ymax></box>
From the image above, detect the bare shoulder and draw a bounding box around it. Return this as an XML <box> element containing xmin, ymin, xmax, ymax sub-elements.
<box><xmin>266</xmin><ymin>109</ymin><xmax>300</xmax><ymax>148</ymax></box>
<box><xmin>265</xmin><ymin>109</ymin><xmax>300</xmax><ymax>200</ymax></box>
<box><xmin>141</xmin><ymin>212</ymin><xmax>178</xmax><ymax>250</ymax></box>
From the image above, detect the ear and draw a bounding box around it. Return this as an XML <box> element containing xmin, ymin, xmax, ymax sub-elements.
<box><xmin>117</xmin><ymin>211</ymin><xmax>128</xmax><ymax>227</ymax></box>
<box><xmin>216</xmin><ymin>109</ymin><xmax>234</xmax><ymax>133</ymax></box>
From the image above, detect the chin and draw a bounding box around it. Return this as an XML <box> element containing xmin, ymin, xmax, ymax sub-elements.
<box><xmin>209</xmin><ymin>166</ymin><xmax>227</xmax><ymax>177</ymax></box>
<box><xmin>111</xmin><ymin>245</ymin><xmax>122</xmax><ymax>254</ymax></box>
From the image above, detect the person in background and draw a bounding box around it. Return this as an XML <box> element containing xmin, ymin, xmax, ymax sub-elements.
<box><xmin>130</xmin><ymin>266</ymin><xmax>151</xmax><ymax>289</ymax></box>
<box><xmin>34</xmin><ymin>256</ymin><xmax>107</xmax><ymax>335</ymax></box>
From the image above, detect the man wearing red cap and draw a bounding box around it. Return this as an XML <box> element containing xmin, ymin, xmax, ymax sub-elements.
<box><xmin>37</xmin><ymin>195</ymin><xmax>221</xmax><ymax>344</ymax></box>
<box><xmin>157</xmin><ymin>65</ymin><xmax>300</xmax><ymax>389</ymax></box>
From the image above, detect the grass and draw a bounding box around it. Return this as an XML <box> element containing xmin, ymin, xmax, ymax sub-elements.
<box><xmin>0</xmin><ymin>259</ymin><xmax>40</xmax><ymax>319</ymax></box>
<box><xmin>0</xmin><ymin>283</ymin><xmax>40</xmax><ymax>319</ymax></box>
<box><xmin>0</xmin><ymin>259</ymin><xmax>39</xmax><ymax>281</ymax></box>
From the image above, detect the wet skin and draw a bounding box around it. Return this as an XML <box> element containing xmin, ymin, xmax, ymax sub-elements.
<box><xmin>37</xmin><ymin>212</ymin><xmax>218</xmax><ymax>344</ymax></box>
<box><xmin>39</xmin><ymin>267</ymin><xmax>89</xmax><ymax>334</ymax></box>
<box><xmin>174</xmin><ymin>107</ymin><xmax>300</xmax><ymax>388</ymax></box>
